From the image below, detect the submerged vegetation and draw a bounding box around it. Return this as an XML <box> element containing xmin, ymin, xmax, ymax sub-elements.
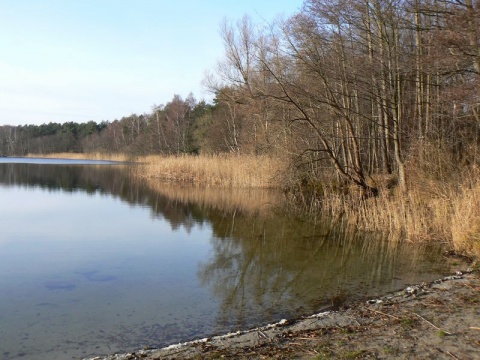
<box><xmin>3</xmin><ymin>0</ymin><xmax>480</xmax><ymax>257</ymax></box>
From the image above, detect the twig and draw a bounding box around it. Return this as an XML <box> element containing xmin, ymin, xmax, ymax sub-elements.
<box><xmin>367</xmin><ymin>308</ymin><xmax>401</xmax><ymax>320</ymax></box>
<box><xmin>413</xmin><ymin>313</ymin><xmax>451</xmax><ymax>335</ymax></box>
<box><xmin>288</xmin><ymin>342</ymin><xmax>303</xmax><ymax>346</ymax></box>
<box><xmin>346</xmin><ymin>314</ymin><xmax>361</xmax><ymax>326</ymax></box>
<box><xmin>258</xmin><ymin>330</ymin><xmax>269</xmax><ymax>340</ymax></box>
<box><xmin>470</xmin><ymin>327</ymin><xmax>480</xmax><ymax>330</ymax></box>
<box><xmin>446</xmin><ymin>350</ymin><xmax>459</xmax><ymax>360</ymax></box>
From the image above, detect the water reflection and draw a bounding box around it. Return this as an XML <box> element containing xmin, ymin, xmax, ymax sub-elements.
<box><xmin>0</xmin><ymin>162</ymin><xmax>282</xmax><ymax>232</ymax></box>
<box><xmin>0</xmin><ymin>162</ymin><xmax>131</xmax><ymax>195</ymax></box>
<box><xmin>198</xmin><ymin>215</ymin><xmax>444</xmax><ymax>328</ymax></box>
<box><xmin>0</xmin><ymin>161</ymin><xmax>449</xmax><ymax>359</ymax></box>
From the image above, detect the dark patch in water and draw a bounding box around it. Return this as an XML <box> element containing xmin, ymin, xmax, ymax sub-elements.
<box><xmin>36</xmin><ymin>302</ymin><xmax>60</xmax><ymax>308</ymax></box>
<box><xmin>45</xmin><ymin>281</ymin><xmax>76</xmax><ymax>291</ymax></box>
<box><xmin>80</xmin><ymin>270</ymin><xmax>117</xmax><ymax>282</ymax></box>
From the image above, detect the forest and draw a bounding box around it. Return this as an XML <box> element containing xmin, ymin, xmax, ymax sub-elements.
<box><xmin>1</xmin><ymin>0</ymin><xmax>479</xmax><ymax>201</ymax></box>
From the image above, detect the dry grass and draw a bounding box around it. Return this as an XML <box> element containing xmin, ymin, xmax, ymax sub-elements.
<box><xmin>319</xmin><ymin>154</ymin><xmax>480</xmax><ymax>258</ymax></box>
<box><xmin>26</xmin><ymin>152</ymin><xmax>131</xmax><ymax>162</ymax></box>
<box><xmin>451</xmin><ymin>181</ymin><xmax>480</xmax><ymax>256</ymax></box>
<box><xmin>134</xmin><ymin>154</ymin><xmax>286</xmax><ymax>188</ymax></box>
<box><xmin>26</xmin><ymin>152</ymin><xmax>286</xmax><ymax>188</ymax></box>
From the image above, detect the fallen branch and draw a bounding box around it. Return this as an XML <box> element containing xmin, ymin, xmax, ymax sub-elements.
<box><xmin>413</xmin><ymin>313</ymin><xmax>451</xmax><ymax>335</ymax></box>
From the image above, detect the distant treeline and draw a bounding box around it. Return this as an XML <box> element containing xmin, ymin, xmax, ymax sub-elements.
<box><xmin>0</xmin><ymin>94</ymin><xmax>235</xmax><ymax>156</ymax></box>
<box><xmin>1</xmin><ymin>0</ymin><xmax>479</xmax><ymax>196</ymax></box>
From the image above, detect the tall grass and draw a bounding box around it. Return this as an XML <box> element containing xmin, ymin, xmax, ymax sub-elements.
<box><xmin>26</xmin><ymin>152</ymin><xmax>131</xmax><ymax>162</ymax></box>
<box><xmin>313</xmin><ymin>144</ymin><xmax>480</xmax><ymax>258</ymax></box>
<box><xmin>26</xmin><ymin>152</ymin><xmax>286</xmax><ymax>188</ymax></box>
<box><xmin>451</xmin><ymin>178</ymin><xmax>480</xmax><ymax>256</ymax></box>
<box><xmin>135</xmin><ymin>154</ymin><xmax>286</xmax><ymax>188</ymax></box>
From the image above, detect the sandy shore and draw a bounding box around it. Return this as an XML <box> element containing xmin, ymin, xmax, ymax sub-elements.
<box><xmin>83</xmin><ymin>267</ymin><xmax>480</xmax><ymax>360</ymax></box>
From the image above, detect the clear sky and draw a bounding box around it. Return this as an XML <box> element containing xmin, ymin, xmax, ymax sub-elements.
<box><xmin>0</xmin><ymin>0</ymin><xmax>302</xmax><ymax>126</ymax></box>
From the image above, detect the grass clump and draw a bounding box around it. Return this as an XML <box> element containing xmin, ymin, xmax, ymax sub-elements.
<box><xmin>400</xmin><ymin>317</ymin><xmax>417</xmax><ymax>329</ymax></box>
<box><xmin>382</xmin><ymin>345</ymin><xmax>400</xmax><ymax>356</ymax></box>
<box><xmin>341</xmin><ymin>349</ymin><xmax>368</xmax><ymax>358</ymax></box>
<box><xmin>437</xmin><ymin>330</ymin><xmax>447</xmax><ymax>338</ymax></box>
<box><xmin>313</xmin><ymin>341</ymin><xmax>334</xmax><ymax>359</ymax></box>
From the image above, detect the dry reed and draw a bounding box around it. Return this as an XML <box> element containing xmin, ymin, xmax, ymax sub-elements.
<box><xmin>451</xmin><ymin>181</ymin><xmax>480</xmax><ymax>256</ymax></box>
<box><xmin>319</xmin><ymin>157</ymin><xmax>480</xmax><ymax>258</ymax></box>
<box><xmin>135</xmin><ymin>154</ymin><xmax>286</xmax><ymax>188</ymax></box>
<box><xmin>26</xmin><ymin>152</ymin><xmax>131</xmax><ymax>162</ymax></box>
<box><xmin>26</xmin><ymin>152</ymin><xmax>286</xmax><ymax>188</ymax></box>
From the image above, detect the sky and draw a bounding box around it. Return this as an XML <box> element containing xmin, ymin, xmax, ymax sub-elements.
<box><xmin>0</xmin><ymin>0</ymin><xmax>303</xmax><ymax>126</ymax></box>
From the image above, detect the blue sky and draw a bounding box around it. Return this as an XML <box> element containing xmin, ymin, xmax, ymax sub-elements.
<box><xmin>0</xmin><ymin>0</ymin><xmax>302</xmax><ymax>126</ymax></box>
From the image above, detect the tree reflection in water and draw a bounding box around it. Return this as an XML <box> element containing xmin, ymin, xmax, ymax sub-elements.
<box><xmin>0</xmin><ymin>161</ymin><xmax>447</xmax><ymax>332</ymax></box>
<box><xmin>197</xmin><ymin>207</ymin><xmax>445</xmax><ymax>330</ymax></box>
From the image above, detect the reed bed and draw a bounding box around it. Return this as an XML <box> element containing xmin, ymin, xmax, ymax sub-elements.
<box><xmin>451</xmin><ymin>181</ymin><xmax>480</xmax><ymax>256</ymax></box>
<box><xmin>26</xmin><ymin>152</ymin><xmax>285</xmax><ymax>188</ymax></box>
<box><xmin>135</xmin><ymin>154</ymin><xmax>286</xmax><ymax>188</ymax></box>
<box><xmin>318</xmin><ymin>164</ymin><xmax>480</xmax><ymax>258</ymax></box>
<box><xmin>26</xmin><ymin>152</ymin><xmax>131</xmax><ymax>162</ymax></box>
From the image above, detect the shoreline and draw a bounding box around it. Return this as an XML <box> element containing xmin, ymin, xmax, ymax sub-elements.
<box><xmin>84</xmin><ymin>267</ymin><xmax>479</xmax><ymax>360</ymax></box>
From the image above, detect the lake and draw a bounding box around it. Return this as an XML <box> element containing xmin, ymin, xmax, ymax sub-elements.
<box><xmin>0</xmin><ymin>158</ymin><xmax>452</xmax><ymax>359</ymax></box>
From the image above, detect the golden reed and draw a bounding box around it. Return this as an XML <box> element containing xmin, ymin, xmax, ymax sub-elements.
<box><xmin>27</xmin><ymin>152</ymin><xmax>131</xmax><ymax>162</ymax></box>
<box><xmin>134</xmin><ymin>154</ymin><xmax>285</xmax><ymax>189</ymax></box>
<box><xmin>27</xmin><ymin>152</ymin><xmax>285</xmax><ymax>188</ymax></box>
<box><xmin>319</xmin><ymin>160</ymin><xmax>480</xmax><ymax>258</ymax></box>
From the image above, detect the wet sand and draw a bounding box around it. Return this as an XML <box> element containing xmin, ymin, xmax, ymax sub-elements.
<box><xmin>84</xmin><ymin>266</ymin><xmax>479</xmax><ymax>360</ymax></box>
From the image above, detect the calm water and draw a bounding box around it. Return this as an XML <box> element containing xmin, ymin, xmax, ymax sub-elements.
<box><xmin>0</xmin><ymin>158</ymin><xmax>450</xmax><ymax>359</ymax></box>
